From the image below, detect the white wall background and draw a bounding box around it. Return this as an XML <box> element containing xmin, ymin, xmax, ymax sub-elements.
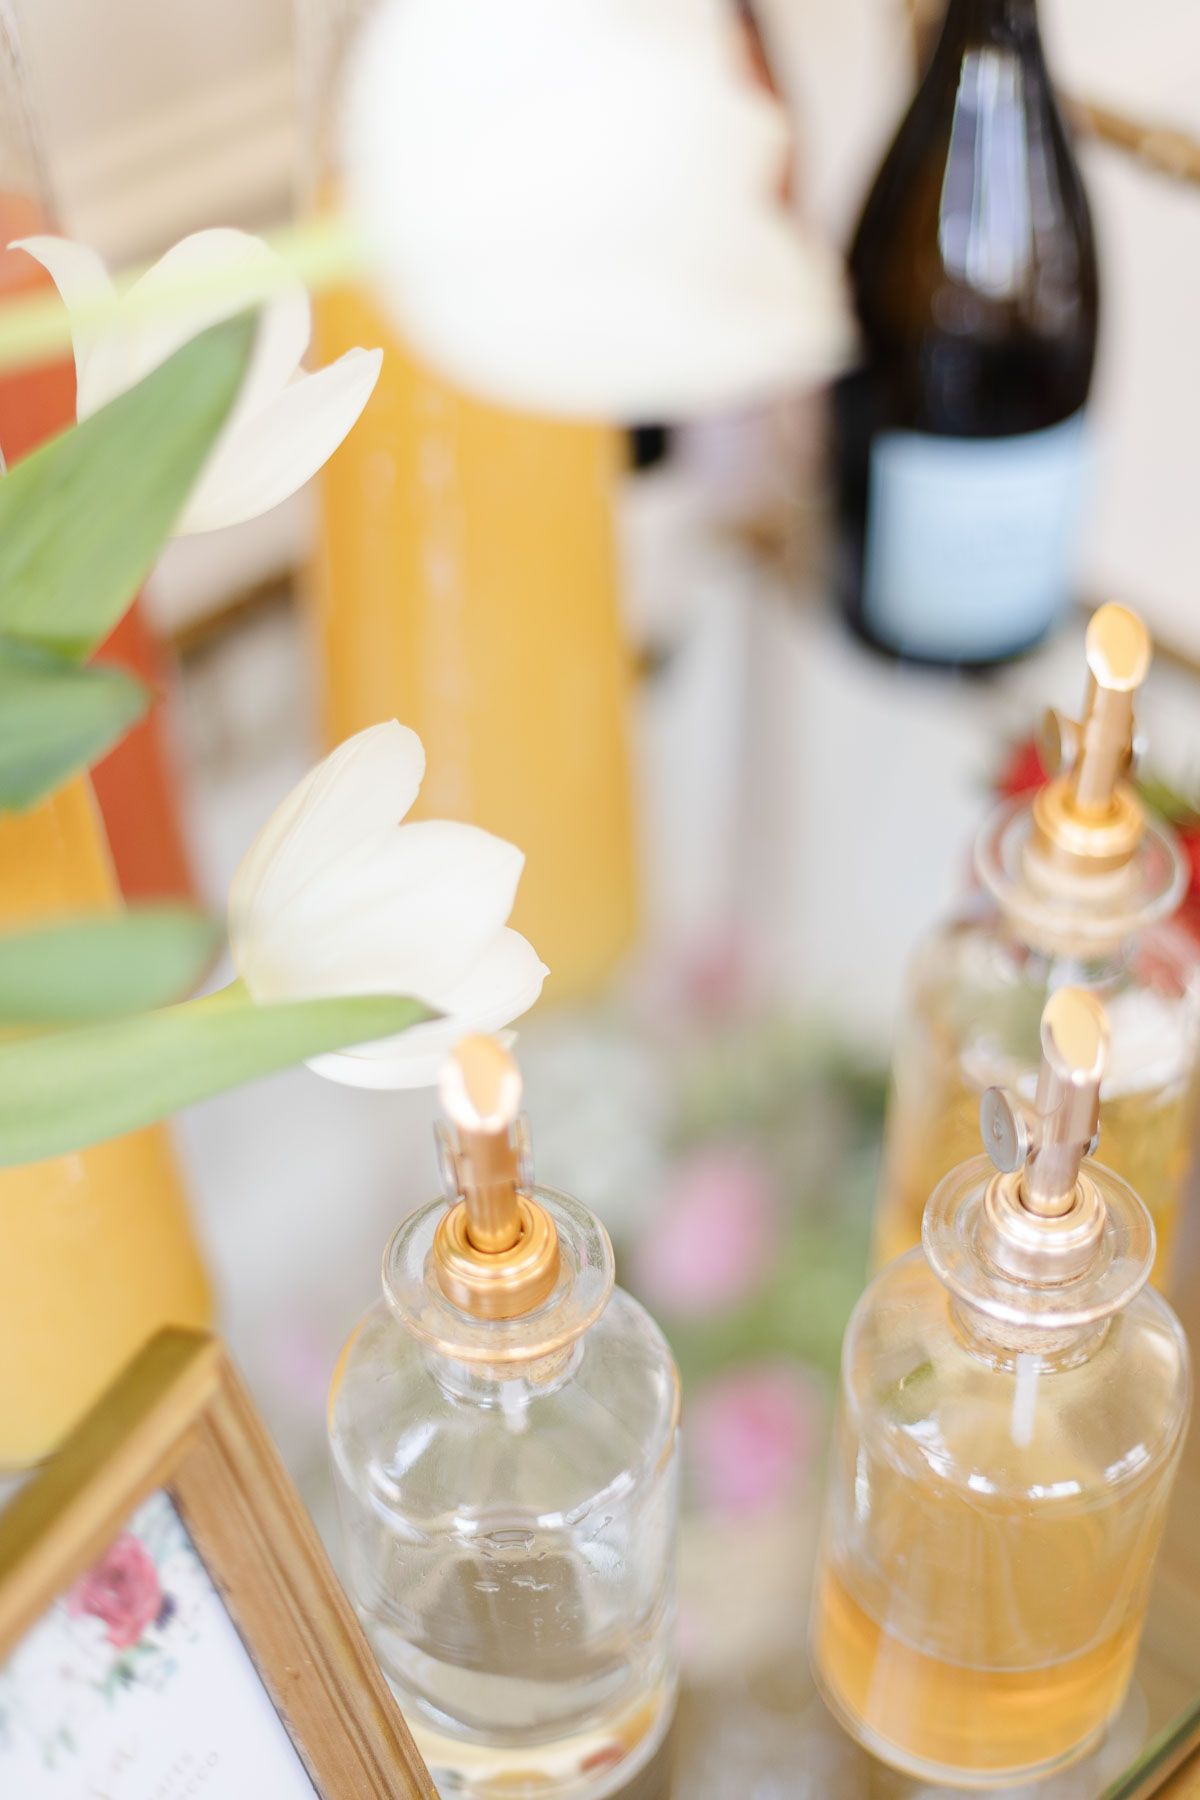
<box><xmin>21</xmin><ymin>0</ymin><xmax>294</xmax><ymax>260</ymax></box>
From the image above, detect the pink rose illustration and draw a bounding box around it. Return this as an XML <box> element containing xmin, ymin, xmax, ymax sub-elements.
<box><xmin>688</xmin><ymin>1363</ymin><xmax>822</xmax><ymax>1517</ymax></box>
<box><xmin>68</xmin><ymin>1533</ymin><xmax>162</xmax><ymax>1649</ymax></box>
<box><xmin>633</xmin><ymin>1145</ymin><xmax>777</xmax><ymax>1317</ymax></box>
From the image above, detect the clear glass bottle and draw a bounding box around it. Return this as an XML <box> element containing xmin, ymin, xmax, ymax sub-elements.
<box><xmin>329</xmin><ymin>1036</ymin><xmax>681</xmax><ymax>1800</ymax></box>
<box><xmin>812</xmin><ymin>989</ymin><xmax>1191</xmax><ymax>1787</ymax></box>
<box><xmin>873</xmin><ymin>603</ymin><xmax>1200</xmax><ymax>1287</ymax></box>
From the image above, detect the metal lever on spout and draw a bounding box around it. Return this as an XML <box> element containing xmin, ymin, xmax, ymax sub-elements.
<box><xmin>981</xmin><ymin>988</ymin><xmax>1108</xmax><ymax>1220</ymax></box>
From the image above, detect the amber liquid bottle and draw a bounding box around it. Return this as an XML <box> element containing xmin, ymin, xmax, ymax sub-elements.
<box><xmin>835</xmin><ymin>0</ymin><xmax>1098</xmax><ymax>665</ymax></box>
<box><xmin>872</xmin><ymin>606</ymin><xmax>1200</xmax><ymax>1290</ymax></box>
<box><xmin>813</xmin><ymin>991</ymin><xmax>1190</xmax><ymax>1786</ymax></box>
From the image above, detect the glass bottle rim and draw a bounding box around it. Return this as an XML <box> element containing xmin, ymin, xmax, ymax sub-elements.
<box><xmin>975</xmin><ymin>795</ymin><xmax>1185</xmax><ymax>951</ymax></box>
<box><xmin>923</xmin><ymin>1153</ymin><xmax>1155</xmax><ymax>1332</ymax></box>
<box><xmin>382</xmin><ymin>1183</ymin><xmax>615</xmax><ymax>1365</ymax></box>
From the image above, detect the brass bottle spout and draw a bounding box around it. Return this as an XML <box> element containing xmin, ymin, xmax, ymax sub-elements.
<box><xmin>440</xmin><ymin>1034</ymin><xmax>526</xmax><ymax>1253</ymax></box>
<box><xmin>432</xmin><ymin>1036</ymin><xmax>561</xmax><ymax>1320</ymax></box>
<box><xmin>1023</xmin><ymin>988</ymin><xmax>1107</xmax><ymax>1216</ymax></box>
<box><xmin>978</xmin><ymin>989</ymin><xmax>1110</xmax><ymax>1281</ymax></box>
<box><xmin>1066</xmin><ymin>605</ymin><xmax>1151</xmax><ymax>816</ymax></box>
<box><xmin>1029</xmin><ymin>605</ymin><xmax>1151</xmax><ymax>880</ymax></box>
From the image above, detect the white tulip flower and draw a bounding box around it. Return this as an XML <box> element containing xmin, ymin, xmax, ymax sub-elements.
<box><xmin>228</xmin><ymin>722</ymin><xmax>549</xmax><ymax>1089</ymax></box>
<box><xmin>13</xmin><ymin>228</ymin><xmax>382</xmax><ymax>533</ymax></box>
<box><xmin>341</xmin><ymin>0</ymin><xmax>852</xmax><ymax>419</ymax></box>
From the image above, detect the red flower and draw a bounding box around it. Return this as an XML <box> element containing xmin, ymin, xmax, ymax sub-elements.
<box><xmin>996</xmin><ymin>736</ymin><xmax>1049</xmax><ymax>800</ymax></box>
<box><xmin>68</xmin><ymin>1534</ymin><xmax>162</xmax><ymax>1649</ymax></box>
<box><xmin>992</xmin><ymin>735</ymin><xmax>1200</xmax><ymax>944</ymax></box>
<box><xmin>1177</xmin><ymin>823</ymin><xmax>1200</xmax><ymax>944</ymax></box>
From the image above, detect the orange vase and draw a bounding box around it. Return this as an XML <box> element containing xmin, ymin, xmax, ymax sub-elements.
<box><xmin>0</xmin><ymin>195</ymin><xmax>195</xmax><ymax>903</ymax></box>
<box><xmin>0</xmin><ymin>28</ymin><xmax>209</xmax><ymax>1465</ymax></box>
<box><xmin>0</xmin><ymin>780</ymin><xmax>212</xmax><ymax>1468</ymax></box>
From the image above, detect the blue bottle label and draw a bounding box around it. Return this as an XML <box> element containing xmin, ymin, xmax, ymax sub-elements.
<box><xmin>862</xmin><ymin>412</ymin><xmax>1090</xmax><ymax>661</ymax></box>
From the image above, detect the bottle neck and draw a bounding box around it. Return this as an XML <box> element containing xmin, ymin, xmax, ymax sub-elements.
<box><xmin>935</xmin><ymin>0</ymin><xmax>1042</xmax><ymax>52</ymax></box>
<box><xmin>997</xmin><ymin>915</ymin><xmax>1134</xmax><ymax>991</ymax></box>
<box><xmin>426</xmin><ymin>1340</ymin><xmax>583</xmax><ymax>1407</ymax></box>
<box><xmin>950</xmin><ymin>1297</ymin><xmax>1111</xmax><ymax>1371</ymax></box>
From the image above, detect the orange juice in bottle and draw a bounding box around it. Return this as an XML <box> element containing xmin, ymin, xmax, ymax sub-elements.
<box><xmin>312</xmin><ymin>287</ymin><xmax>637</xmax><ymax>999</ymax></box>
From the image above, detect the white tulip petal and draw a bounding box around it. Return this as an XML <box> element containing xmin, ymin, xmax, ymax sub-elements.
<box><xmin>113</xmin><ymin>229</ymin><xmax>312</xmax><ymax>411</ymax></box>
<box><xmin>229</xmin><ymin>722</ymin><xmax>548</xmax><ymax>1092</ymax></box>
<box><xmin>308</xmin><ymin>1027</ymin><xmax>516</xmax><ymax>1091</ymax></box>
<box><xmin>307</xmin><ymin>928</ymin><xmax>548</xmax><ymax>1088</ymax></box>
<box><xmin>176</xmin><ymin>347</ymin><xmax>382</xmax><ymax>534</ymax></box>
<box><xmin>344</xmin><ymin>0</ymin><xmax>851</xmax><ymax>417</ymax></box>
<box><xmin>229</xmin><ymin>721</ymin><xmax>425</xmax><ymax>968</ymax></box>
<box><xmin>247</xmin><ymin>820</ymin><xmax>525</xmax><ymax>1003</ymax></box>
<box><xmin>395</xmin><ymin>236</ymin><xmax>851</xmax><ymax>419</ymax></box>
<box><xmin>10</xmin><ymin>235</ymin><xmax>118</xmax><ymax>401</ymax></box>
<box><xmin>17</xmin><ymin>226</ymin><xmax>382</xmax><ymax>541</ymax></box>
<box><xmin>426</xmin><ymin>925</ymin><xmax>549</xmax><ymax>1021</ymax></box>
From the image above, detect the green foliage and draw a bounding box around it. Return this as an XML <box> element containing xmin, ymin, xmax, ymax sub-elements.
<box><xmin>0</xmin><ymin>313</ymin><xmax>254</xmax><ymax>660</ymax></box>
<box><xmin>0</xmin><ymin>299</ymin><xmax>437</xmax><ymax>1151</ymax></box>
<box><xmin>0</xmin><ymin>907</ymin><xmax>220</xmax><ymax>1023</ymax></box>
<box><xmin>0</xmin><ymin>983</ymin><xmax>434</xmax><ymax>1165</ymax></box>
<box><xmin>0</xmin><ymin>640</ymin><xmax>150</xmax><ymax>809</ymax></box>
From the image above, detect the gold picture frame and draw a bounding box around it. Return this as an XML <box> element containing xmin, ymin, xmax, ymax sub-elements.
<box><xmin>0</xmin><ymin>1326</ymin><xmax>436</xmax><ymax>1799</ymax></box>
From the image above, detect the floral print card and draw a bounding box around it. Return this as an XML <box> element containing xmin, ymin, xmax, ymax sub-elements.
<box><xmin>0</xmin><ymin>1489</ymin><xmax>318</xmax><ymax>1797</ymax></box>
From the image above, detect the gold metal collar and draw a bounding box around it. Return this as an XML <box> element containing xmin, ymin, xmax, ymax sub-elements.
<box><xmin>432</xmin><ymin>1035</ymin><xmax>561</xmax><ymax>1321</ymax></box>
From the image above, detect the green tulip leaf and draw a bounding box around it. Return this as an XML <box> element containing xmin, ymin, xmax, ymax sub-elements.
<box><xmin>0</xmin><ymin>906</ymin><xmax>221</xmax><ymax>1023</ymax></box>
<box><xmin>0</xmin><ymin>639</ymin><xmax>151</xmax><ymax>809</ymax></box>
<box><xmin>0</xmin><ymin>313</ymin><xmax>256</xmax><ymax>659</ymax></box>
<box><xmin>0</xmin><ymin>983</ymin><xmax>436</xmax><ymax>1165</ymax></box>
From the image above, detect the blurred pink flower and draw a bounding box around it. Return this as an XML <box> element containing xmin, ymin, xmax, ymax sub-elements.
<box><xmin>633</xmin><ymin>1145</ymin><xmax>776</xmax><ymax>1316</ymax></box>
<box><xmin>68</xmin><ymin>1534</ymin><xmax>162</xmax><ymax>1649</ymax></box>
<box><xmin>678</xmin><ymin>932</ymin><xmax>754</xmax><ymax>1020</ymax></box>
<box><xmin>267</xmin><ymin>1320</ymin><xmax>333</xmax><ymax>1410</ymax></box>
<box><xmin>688</xmin><ymin>1363</ymin><xmax>822</xmax><ymax>1517</ymax></box>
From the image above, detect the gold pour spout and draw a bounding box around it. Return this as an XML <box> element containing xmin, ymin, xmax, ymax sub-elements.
<box><xmin>432</xmin><ymin>1035</ymin><xmax>560</xmax><ymax>1320</ymax></box>
<box><xmin>1030</xmin><ymin>605</ymin><xmax>1151</xmax><ymax>879</ymax></box>
<box><xmin>1065</xmin><ymin>605</ymin><xmax>1151</xmax><ymax>815</ymax></box>
<box><xmin>440</xmin><ymin>1035</ymin><xmax>526</xmax><ymax>1253</ymax></box>
<box><xmin>982</xmin><ymin>988</ymin><xmax>1108</xmax><ymax>1217</ymax></box>
<box><xmin>1023</xmin><ymin>988</ymin><xmax>1108</xmax><ymax>1216</ymax></box>
<box><xmin>978</xmin><ymin>989</ymin><xmax>1110</xmax><ymax>1282</ymax></box>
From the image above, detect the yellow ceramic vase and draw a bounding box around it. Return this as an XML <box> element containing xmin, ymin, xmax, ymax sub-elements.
<box><xmin>312</xmin><ymin>287</ymin><xmax>638</xmax><ymax>1001</ymax></box>
<box><xmin>0</xmin><ymin>780</ymin><xmax>211</xmax><ymax>1467</ymax></box>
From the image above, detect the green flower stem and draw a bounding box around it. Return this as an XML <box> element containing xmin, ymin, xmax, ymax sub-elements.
<box><xmin>0</xmin><ymin>979</ymin><xmax>435</xmax><ymax>1166</ymax></box>
<box><xmin>0</xmin><ymin>214</ymin><xmax>369</xmax><ymax>379</ymax></box>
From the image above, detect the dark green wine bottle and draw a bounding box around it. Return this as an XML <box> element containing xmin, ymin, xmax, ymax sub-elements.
<box><xmin>835</xmin><ymin>0</ymin><xmax>1098</xmax><ymax>667</ymax></box>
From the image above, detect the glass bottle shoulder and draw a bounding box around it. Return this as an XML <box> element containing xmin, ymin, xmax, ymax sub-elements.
<box><xmin>903</xmin><ymin>894</ymin><xmax>1200</xmax><ymax>1098</ymax></box>
<box><xmin>329</xmin><ymin>1285</ymin><xmax>680</xmax><ymax>1526</ymax></box>
<box><xmin>840</xmin><ymin>1251</ymin><xmax>1191</xmax><ymax>1504</ymax></box>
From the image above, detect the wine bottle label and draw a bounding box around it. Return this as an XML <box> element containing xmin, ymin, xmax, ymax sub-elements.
<box><xmin>862</xmin><ymin>412</ymin><xmax>1089</xmax><ymax>661</ymax></box>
